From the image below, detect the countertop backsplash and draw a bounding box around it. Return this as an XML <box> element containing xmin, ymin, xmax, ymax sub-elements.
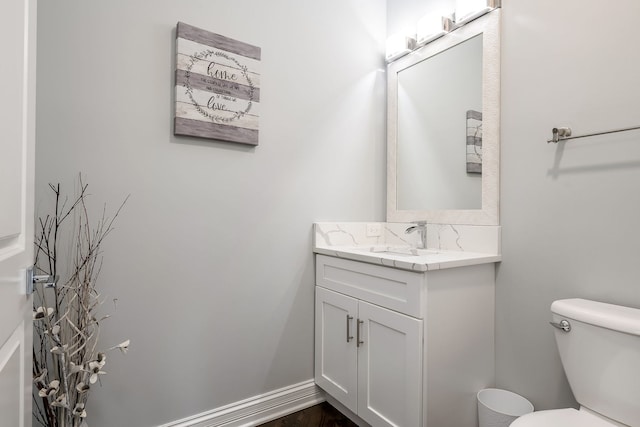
<box><xmin>314</xmin><ymin>222</ymin><xmax>501</xmax><ymax>255</ymax></box>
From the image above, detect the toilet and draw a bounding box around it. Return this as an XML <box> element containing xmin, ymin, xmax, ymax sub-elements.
<box><xmin>512</xmin><ymin>298</ymin><xmax>640</xmax><ymax>427</ymax></box>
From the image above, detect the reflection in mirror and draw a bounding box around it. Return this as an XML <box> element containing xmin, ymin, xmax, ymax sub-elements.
<box><xmin>397</xmin><ymin>34</ymin><xmax>483</xmax><ymax>210</ymax></box>
<box><xmin>387</xmin><ymin>11</ymin><xmax>500</xmax><ymax>225</ymax></box>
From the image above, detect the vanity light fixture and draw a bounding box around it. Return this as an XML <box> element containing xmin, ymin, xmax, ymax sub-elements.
<box><xmin>415</xmin><ymin>12</ymin><xmax>448</xmax><ymax>47</ymax></box>
<box><xmin>385</xmin><ymin>34</ymin><xmax>416</xmax><ymax>63</ymax></box>
<box><xmin>454</xmin><ymin>0</ymin><xmax>501</xmax><ymax>25</ymax></box>
<box><xmin>385</xmin><ymin>1</ymin><xmax>500</xmax><ymax>64</ymax></box>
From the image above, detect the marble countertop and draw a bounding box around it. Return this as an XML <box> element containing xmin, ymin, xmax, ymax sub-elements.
<box><xmin>313</xmin><ymin>222</ymin><xmax>501</xmax><ymax>272</ymax></box>
<box><xmin>314</xmin><ymin>245</ymin><xmax>501</xmax><ymax>272</ymax></box>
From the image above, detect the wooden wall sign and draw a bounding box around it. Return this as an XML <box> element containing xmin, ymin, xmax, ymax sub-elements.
<box><xmin>466</xmin><ymin>109</ymin><xmax>482</xmax><ymax>174</ymax></box>
<box><xmin>175</xmin><ymin>22</ymin><xmax>261</xmax><ymax>145</ymax></box>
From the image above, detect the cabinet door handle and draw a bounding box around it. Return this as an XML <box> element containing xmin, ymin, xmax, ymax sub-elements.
<box><xmin>357</xmin><ymin>319</ymin><xmax>364</xmax><ymax>347</ymax></box>
<box><xmin>346</xmin><ymin>315</ymin><xmax>354</xmax><ymax>342</ymax></box>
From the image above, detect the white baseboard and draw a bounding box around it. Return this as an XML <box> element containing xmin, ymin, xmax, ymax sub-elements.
<box><xmin>158</xmin><ymin>380</ymin><xmax>325</xmax><ymax>427</ymax></box>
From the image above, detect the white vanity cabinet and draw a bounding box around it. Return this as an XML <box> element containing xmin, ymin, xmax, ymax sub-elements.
<box><xmin>315</xmin><ymin>286</ymin><xmax>423</xmax><ymax>427</ymax></box>
<box><xmin>314</xmin><ymin>254</ymin><xmax>495</xmax><ymax>427</ymax></box>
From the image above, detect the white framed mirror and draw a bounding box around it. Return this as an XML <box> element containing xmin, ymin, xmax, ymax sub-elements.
<box><xmin>387</xmin><ymin>10</ymin><xmax>500</xmax><ymax>225</ymax></box>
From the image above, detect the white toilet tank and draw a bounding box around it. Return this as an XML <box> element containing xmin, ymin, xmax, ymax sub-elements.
<box><xmin>551</xmin><ymin>298</ymin><xmax>640</xmax><ymax>427</ymax></box>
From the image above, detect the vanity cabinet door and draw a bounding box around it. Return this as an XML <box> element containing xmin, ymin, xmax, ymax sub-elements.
<box><xmin>357</xmin><ymin>301</ymin><xmax>423</xmax><ymax>427</ymax></box>
<box><xmin>315</xmin><ymin>287</ymin><xmax>359</xmax><ymax>413</ymax></box>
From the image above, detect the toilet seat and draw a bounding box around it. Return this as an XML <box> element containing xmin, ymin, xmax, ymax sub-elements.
<box><xmin>511</xmin><ymin>408</ymin><xmax>616</xmax><ymax>427</ymax></box>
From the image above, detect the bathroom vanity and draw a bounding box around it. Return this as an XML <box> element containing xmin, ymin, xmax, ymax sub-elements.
<box><xmin>313</xmin><ymin>8</ymin><xmax>503</xmax><ymax>427</ymax></box>
<box><xmin>313</xmin><ymin>223</ymin><xmax>501</xmax><ymax>427</ymax></box>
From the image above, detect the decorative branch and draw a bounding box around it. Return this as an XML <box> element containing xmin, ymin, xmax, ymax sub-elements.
<box><xmin>32</xmin><ymin>175</ymin><xmax>130</xmax><ymax>427</ymax></box>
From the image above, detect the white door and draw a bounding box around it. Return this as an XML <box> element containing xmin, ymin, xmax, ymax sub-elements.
<box><xmin>0</xmin><ymin>0</ymin><xmax>37</xmax><ymax>425</ymax></box>
<box><xmin>314</xmin><ymin>287</ymin><xmax>359</xmax><ymax>413</ymax></box>
<box><xmin>357</xmin><ymin>301</ymin><xmax>423</xmax><ymax>427</ymax></box>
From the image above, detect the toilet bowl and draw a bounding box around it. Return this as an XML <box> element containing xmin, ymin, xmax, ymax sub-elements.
<box><xmin>511</xmin><ymin>299</ymin><xmax>640</xmax><ymax>427</ymax></box>
<box><xmin>512</xmin><ymin>408</ymin><xmax>624</xmax><ymax>427</ymax></box>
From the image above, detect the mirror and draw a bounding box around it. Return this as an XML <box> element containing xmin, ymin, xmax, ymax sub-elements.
<box><xmin>398</xmin><ymin>34</ymin><xmax>483</xmax><ymax>211</ymax></box>
<box><xmin>387</xmin><ymin>11</ymin><xmax>500</xmax><ymax>225</ymax></box>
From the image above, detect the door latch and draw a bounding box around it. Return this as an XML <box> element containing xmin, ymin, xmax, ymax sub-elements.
<box><xmin>26</xmin><ymin>266</ymin><xmax>58</xmax><ymax>295</ymax></box>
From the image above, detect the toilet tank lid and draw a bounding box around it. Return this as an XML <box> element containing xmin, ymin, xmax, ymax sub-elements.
<box><xmin>551</xmin><ymin>298</ymin><xmax>640</xmax><ymax>337</ymax></box>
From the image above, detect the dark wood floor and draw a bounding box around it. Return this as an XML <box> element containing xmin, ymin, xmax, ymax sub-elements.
<box><xmin>258</xmin><ymin>402</ymin><xmax>358</xmax><ymax>427</ymax></box>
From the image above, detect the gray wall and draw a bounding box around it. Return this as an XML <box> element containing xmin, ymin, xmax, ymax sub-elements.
<box><xmin>498</xmin><ymin>0</ymin><xmax>640</xmax><ymax>410</ymax></box>
<box><xmin>35</xmin><ymin>1</ymin><xmax>386</xmax><ymax>426</ymax></box>
<box><xmin>36</xmin><ymin>0</ymin><xmax>640</xmax><ymax>425</ymax></box>
<box><xmin>389</xmin><ymin>0</ymin><xmax>640</xmax><ymax>412</ymax></box>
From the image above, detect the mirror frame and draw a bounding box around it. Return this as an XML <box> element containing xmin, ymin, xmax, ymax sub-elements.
<box><xmin>387</xmin><ymin>10</ymin><xmax>500</xmax><ymax>225</ymax></box>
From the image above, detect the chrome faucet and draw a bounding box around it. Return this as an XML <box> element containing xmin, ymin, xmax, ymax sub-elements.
<box><xmin>405</xmin><ymin>221</ymin><xmax>428</xmax><ymax>249</ymax></box>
